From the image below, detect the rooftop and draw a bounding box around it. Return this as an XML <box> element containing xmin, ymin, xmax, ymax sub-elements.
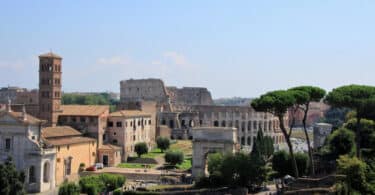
<box><xmin>44</xmin><ymin>136</ymin><xmax>95</xmax><ymax>146</ymax></box>
<box><xmin>39</xmin><ymin>52</ymin><xmax>62</xmax><ymax>59</ymax></box>
<box><xmin>60</xmin><ymin>105</ymin><xmax>109</xmax><ymax>116</ymax></box>
<box><xmin>42</xmin><ymin>126</ymin><xmax>82</xmax><ymax>138</ymax></box>
<box><xmin>99</xmin><ymin>144</ymin><xmax>122</xmax><ymax>150</ymax></box>
<box><xmin>0</xmin><ymin>110</ymin><xmax>44</xmax><ymax>125</ymax></box>
<box><xmin>109</xmin><ymin>110</ymin><xmax>151</xmax><ymax>117</ymax></box>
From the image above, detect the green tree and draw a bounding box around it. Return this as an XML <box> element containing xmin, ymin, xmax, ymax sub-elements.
<box><xmin>325</xmin><ymin>84</ymin><xmax>375</xmax><ymax>157</ymax></box>
<box><xmin>326</xmin><ymin>128</ymin><xmax>356</xmax><ymax>159</ymax></box>
<box><xmin>156</xmin><ymin>137</ymin><xmax>170</xmax><ymax>152</ymax></box>
<box><xmin>134</xmin><ymin>142</ymin><xmax>148</xmax><ymax>158</ymax></box>
<box><xmin>207</xmin><ymin>153</ymin><xmax>223</xmax><ymax>175</ymax></box>
<box><xmin>272</xmin><ymin>151</ymin><xmax>309</xmax><ymax>177</ymax></box>
<box><xmin>337</xmin><ymin>155</ymin><xmax>368</xmax><ymax>193</ymax></box>
<box><xmin>0</xmin><ymin>157</ymin><xmax>25</xmax><ymax>195</ymax></box>
<box><xmin>165</xmin><ymin>151</ymin><xmax>184</xmax><ymax>165</ymax></box>
<box><xmin>250</xmin><ymin>129</ymin><xmax>274</xmax><ymax>163</ymax></box>
<box><xmin>251</xmin><ymin>90</ymin><xmax>300</xmax><ymax>177</ymax></box>
<box><xmin>289</xmin><ymin>86</ymin><xmax>326</xmax><ymax>175</ymax></box>
<box><xmin>323</xmin><ymin>107</ymin><xmax>350</xmax><ymax>130</ymax></box>
<box><xmin>58</xmin><ymin>182</ymin><xmax>80</xmax><ymax>195</ymax></box>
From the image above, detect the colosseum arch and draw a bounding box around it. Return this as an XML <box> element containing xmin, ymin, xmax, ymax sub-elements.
<box><xmin>192</xmin><ymin>127</ymin><xmax>238</xmax><ymax>179</ymax></box>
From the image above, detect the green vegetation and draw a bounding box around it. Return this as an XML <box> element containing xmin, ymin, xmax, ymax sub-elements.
<box><xmin>165</xmin><ymin>151</ymin><xmax>184</xmax><ymax>165</ymax></box>
<box><xmin>272</xmin><ymin>151</ymin><xmax>309</xmax><ymax>177</ymax></box>
<box><xmin>251</xmin><ymin>90</ymin><xmax>300</xmax><ymax>177</ymax></box>
<box><xmin>156</xmin><ymin>137</ymin><xmax>170</xmax><ymax>152</ymax></box>
<box><xmin>0</xmin><ymin>157</ymin><xmax>25</xmax><ymax>195</ymax></box>
<box><xmin>79</xmin><ymin>173</ymin><xmax>125</xmax><ymax>195</ymax></box>
<box><xmin>117</xmin><ymin>163</ymin><xmax>155</xmax><ymax>169</ymax></box>
<box><xmin>62</xmin><ymin>92</ymin><xmax>119</xmax><ymax>111</ymax></box>
<box><xmin>324</xmin><ymin>128</ymin><xmax>356</xmax><ymax>159</ymax></box>
<box><xmin>197</xmin><ymin>130</ymin><xmax>273</xmax><ymax>191</ymax></box>
<box><xmin>325</xmin><ymin>85</ymin><xmax>375</xmax><ymax>157</ymax></box>
<box><xmin>176</xmin><ymin>157</ymin><xmax>192</xmax><ymax>170</ymax></box>
<box><xmin>337</xmin><ymin>155</ymin><xmax>369</xmax><ymax>194</ymax></box>
<box><xmin>58</xmin><ymin>182</ymin><xmax>80</xmax><ymax>195</ymax></box>
<box><xmin>289</xmin><ymin>86</ymin><xmax>326</xmax><ymax>175</ymax></box>
<box><xmin>134</xmin><ymin>142</ymin><xmax>148</xmax><ymax>158</ymax></box>
<box><xmin>140</xmin><ymin>148</ymin><xmax>163</xmax><ymax>158</ymax></box>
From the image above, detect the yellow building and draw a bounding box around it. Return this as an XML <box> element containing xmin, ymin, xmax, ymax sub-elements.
<box><xmin>42</xmin><ymin>126</ymin><xmax>97</xmax><ymax>185</ymax></box>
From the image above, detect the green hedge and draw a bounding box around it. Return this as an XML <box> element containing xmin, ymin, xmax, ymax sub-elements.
<box><xmin>58</xmin><ymin>182</ymin><xmax>80</xmax><ymax>195</ymax></box>
<box><xmin>79</xmin><ymin>173</ymin><xmax>126</xmax><ymax>195</ymax></box>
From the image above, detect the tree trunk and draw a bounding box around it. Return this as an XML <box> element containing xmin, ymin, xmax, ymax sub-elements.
<box><xmin>303</xmin><ymin>103</ymin><xmax>315</xmax><ymax>176</ymax></box>
<box><xmin>356</xmin><ymin>117</ymin><xmax>361</xmax><ymax>158</ymax></box>
<box><xmin>279</xmin><ymin>116</ymin><xmax>299</xmax><ymax>178</ymax></box>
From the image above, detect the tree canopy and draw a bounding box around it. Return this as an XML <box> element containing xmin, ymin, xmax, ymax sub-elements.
<box><xmin>0</xmin><ymin>157</ymin><xmax>25</xmax><ymax>195</ymax></box>
<box><xmin>156</xmin><ymin>137</ymin><xmax>170</xmax><ymax>152</ymax></box>
<box><xmin>134</xmin><ymin>142</ymin><xmax>148</xmax><ymax>158</ymax></box>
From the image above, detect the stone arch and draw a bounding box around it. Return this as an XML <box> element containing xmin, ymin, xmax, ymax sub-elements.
<box><xmin>192</xmin><ymin>127</ymin><xmax>238</xmax><ymax>179</ymax></box>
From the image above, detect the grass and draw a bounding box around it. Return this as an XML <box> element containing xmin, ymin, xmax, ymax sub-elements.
<box><xmin>170</xmin><ymin>140</ymin><xmax>192</xmax><ymax>156</ymax></box>
<box><xmin>141</xmin><ymin>148</ymin><xmax>164</xmax><ymax>158</ymax></box>
<box><xmin>176</xmin><ymin>157</ymin><xmax>192</xmax><ymax>171</ymax></box>
<box><xmin>117</xmin><ymin>163</ymin><xmax>156</xmax><ymax>169</ymax></box>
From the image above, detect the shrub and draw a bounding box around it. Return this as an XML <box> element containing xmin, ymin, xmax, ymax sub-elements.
<box><xmin>58</xmin><ymin>182</ymin><xmax>80</xmax><ymax>195</ymax></box>
<box><xmin>165</xmin><ymin>151</ymin><xmax>184</xmax><ymax>165</ymax></box>
<box><xmin>337</xmin><ymin>155</ymin><xmax>367</xmax><ymax>193</ymax></box>
<box><xmin>156</xmin><ymin>137</ymin><xmax>170</xmax><ymax>152</ymax></box>
<box><xmin>207</xmin><ymin>153</ymin><xmax>223</xmax><ymax>175</ymax></box>
<box><xmin>113</xmin><ymin>188</ymin><xmax>123</xmax><ymax>195</ymax></box>
<box><xmin>272</xmin><ymin>151</ymin><xmax>309</xmax><ymax>177</ymax></box>
<box><xmin>135</xmin><ymin>142</ymin><xmax>149</xmax><ymax>157</ymax></box>
<box><xmin>327</xmin><ymin>128</ymin><xmax>356</xmax><ymax>158</ymax></box>
<box><xmin>79</xmin><ymin>173</ymin><xmax>125</xmax><ymax>194</ymax></box>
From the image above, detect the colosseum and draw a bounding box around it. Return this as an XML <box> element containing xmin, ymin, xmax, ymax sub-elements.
<box><xmin>119</xmin><ymin>78</ymin><xmax>286</xmax><ymax>151</ymax></box>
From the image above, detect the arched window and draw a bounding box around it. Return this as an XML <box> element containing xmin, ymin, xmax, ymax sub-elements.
<box><xmin>221</xmin><ymin>120</ymin><xmax>226</xmax><ymax>127</ymax></box>
<box><xmin>248</xmin><ymin>121</ymin><xmax>251</xmax><ymax>131</ymax></box>
<box><xmin>29</xmin><ymin>166</ymin><xmax>36</xmax><ymax>183</ymax></box>
<box><xmin>43</xmin><ymin>162</ymin><xmax>50</xmax><ymax>183</ymax></box>
<box><xmin>241</xmin><ymin>137</ymin><xmax>245</xmax><ymax>145</ymax></box>
<box><xmin>213</xmin><ymin>120</ymin><xmax>219</xmax><ymax>127</ymax></box>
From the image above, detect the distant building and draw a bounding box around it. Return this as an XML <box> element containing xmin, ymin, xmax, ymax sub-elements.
<box><xmin>313</xmin><ymin>123</ymin><xmax>333</xmax><ymax>149</ymax></box>
<box><xmin>0</xmin><ymin>106</ymin><xmax>56</xmax><ymax>193</ymax></box>
<box><xmin>107</xmin><ymin>110</ymin><xmax>152</xmax><ymax>161</ymax></box>
<box><xmin>38</xmin><ymin>52</ymin><xmax>63</xmax><ymax>127</ymax></box>
<box><xmin>42</xmin><ymin>126</ymin><xmax>97</xmax><ymax>185</ymax></box>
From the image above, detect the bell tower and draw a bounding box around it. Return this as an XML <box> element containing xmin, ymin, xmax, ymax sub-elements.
<box><xmin>38</xmin><ymin>52</ymin><xmax>62</xmax><ymax>126</ymax></box>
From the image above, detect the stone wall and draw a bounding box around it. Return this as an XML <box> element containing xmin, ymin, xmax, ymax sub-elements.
<box><xmin>166</xmin><ymin>87</ymin><xmax>213</xmax><ymax>109</ymax></box>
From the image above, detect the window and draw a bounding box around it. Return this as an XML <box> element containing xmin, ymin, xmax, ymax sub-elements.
<box><xmin>116</xmin><ymin>122</ymin><xmax>122</xmax><ymax>127</ymax></box>
<box><xmin>108</xmin><ymin>121</ymin><xmax>113</xmax><ymax>127</ymax></box>
<box><xmin>31</xmin><ymin>136</ymin><xmax>35</xmax><ymax>140</ymax></box>
<box><xmin>67</xmin><ymin>145</ymin><xmax>70</xmax><ymax>150</ymax></box>
<box><xmin>138</xmin><ymin>120</ymin><xmax>141</xmax><ymax>126</ymax></box>
<box><xmin>5</xmin><ymin>138</ymin><xmax>11</xmax><ymax>150</ymax></box>
<box><xmin>112</xmin><ymin>139</ymin><xmax>118</xmax><ymax>144</ymax></box>
<box><xmin>43</xmin><ymin>162</ymin><xmax>50</xmax><ymax>182</ymax></box>
<box><xmin>213</xmin><ymin>120</ymin><xmax>219</xmax><ymax>127</ymax></box>
<box><xmin>148</xmin><ymin>120</ymin><xmax>151</xmax><ymax>125</ymax></box>
<box><xmin>114</xmin><ymin>132</ymin><xmax>117</xmax><ymax>136</ymax></box>
<box><xmin>80</xmin><ymin>117</ymin><xmax>86</xmax><ymax>123</ymax></box>
<box><xmin>64</xmin><ymin>158</ymin><xmax>72</xmax><ymax>176</ymax></box>
<box><xmin>29</xmin><ymin>166</ymin><xmax>36</xmax><ymax>183</ymax></box>
<box><xmin>72</xmin><ymin>117</ymin><xmax>77</xmax><ymax>122</ymax></box>
<box><xmin>57</xmin><ymin>146</ymin><xmax>60</xmax><ymax>152</ymax></box>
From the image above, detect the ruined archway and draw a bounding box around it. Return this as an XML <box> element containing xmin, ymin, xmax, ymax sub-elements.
<box><xmin>192</xmin><ymin>127</ymin><xmax>238</xmax><ymax>179</ymax></box>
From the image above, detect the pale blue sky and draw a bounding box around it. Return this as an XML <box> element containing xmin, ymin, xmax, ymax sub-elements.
<box><xmin>1</xmin><ymin>1</ymin><xmax>374</xmax><ymax>98</ymax></box>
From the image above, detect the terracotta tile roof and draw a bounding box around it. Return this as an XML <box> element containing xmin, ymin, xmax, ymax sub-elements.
<box><xmin>60</xmin><ymin>105</ymin><xmax>109</xmax><ymax>116</ymax></box>
<box><xmin>109</xmin><ymin>110</ymin><xmax>151</xmax><ymax>117</ymax></box>
<box><xmin>0</xmin><ymin>111</ymin><xmax>44</xmax><ymax>125</ymax></box>
<box><xmin>99</xmin><ymin>144</ymin><xmax>121</xmax><ymax>151</ymax></box>
<box><xmin>42</xmin><ymin>126</ymin><xmax>82</xmax><ymax>138</ymax></box>
<box><xmin>44</xmin><ymin>136</ymin><xmax>96</xmax><ymax>146</ymax></box>
<box><xmin>39</xmin><ymin>52</ymin><xmax>62</xmax><ymax>59</ymax></box>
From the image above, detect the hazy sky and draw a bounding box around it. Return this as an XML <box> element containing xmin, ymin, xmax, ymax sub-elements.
<box><xmin>1</xmin><ymin>1</ymin><xmax>374</xmax><ymax>98</ymax></box>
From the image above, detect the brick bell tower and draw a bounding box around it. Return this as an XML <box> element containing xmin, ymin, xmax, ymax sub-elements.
<box><xmin>38</xmin><ymin>52</ymin><xmax>62</xmax><ymax>126</ymax></box>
